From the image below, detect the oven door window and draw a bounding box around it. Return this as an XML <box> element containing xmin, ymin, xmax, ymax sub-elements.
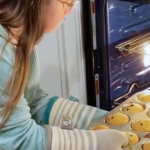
<box><xmin>106</xmin><ymin>0</ymin><xmax>150</xmax><ymax>105</ymax></box>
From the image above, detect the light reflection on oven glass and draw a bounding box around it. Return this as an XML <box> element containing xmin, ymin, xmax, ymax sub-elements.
<box><xmin>143</xmin><ymin>44</ymin><xmax>150</xmax><ymax>67</ymax></box>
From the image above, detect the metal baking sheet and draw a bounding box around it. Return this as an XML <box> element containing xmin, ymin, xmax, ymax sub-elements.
<box><xmin>93</xmin><ymin>90</ymin><xmax>150</xmax><ymax>150</ymax></box>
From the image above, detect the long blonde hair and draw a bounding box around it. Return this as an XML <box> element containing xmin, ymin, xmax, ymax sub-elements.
<box><xmin>0</xmin><ymin>0</ymin><xmax>49</xmax><ymax>128</ymax></box>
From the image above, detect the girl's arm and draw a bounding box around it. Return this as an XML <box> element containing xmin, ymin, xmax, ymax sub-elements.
<box><xmin>0</xmin><ymin>39</ymin><xmax>127</xmax><ymax>150</ymax></box>
<box><xmin>29</xmin><ymin>49</ymin><xmax>108</xmax><ymax>130</ymax></box>
<box><xmin>32</xmin><ymin>95</ymin><xmax>108</xmax><ymax>129</ymax></box>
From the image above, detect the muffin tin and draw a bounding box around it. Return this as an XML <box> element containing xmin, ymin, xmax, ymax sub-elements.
<box><xmin>90</xmin><ymin>90</ymin><xmax>150</xmax><ymax>150</ymax></box>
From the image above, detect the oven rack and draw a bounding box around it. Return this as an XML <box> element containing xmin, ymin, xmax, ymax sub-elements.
<box><xmin>116</xmin><ymin>32</ymin><xmax>150</xmax><ymax>55</ymax></box>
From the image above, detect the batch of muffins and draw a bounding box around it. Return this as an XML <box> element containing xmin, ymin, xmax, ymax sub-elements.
<box><xmin>90</xmin><ymin>91</ymin><xmax>150</xmax><ymax>150</ymax></box>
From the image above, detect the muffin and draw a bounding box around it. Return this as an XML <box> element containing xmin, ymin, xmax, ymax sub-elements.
<box><xmin>132</xmin><ymin>118</ymin><xmax>150</xmax><ymax>132</ymax></box>
<box><xmin>147</xmin><ymin>111</ymin><xmax>150</xmax><ymax>118</ymax></box>
<box><xmin>143</xmin><ymin>142</ymin><xmax>150</xmax><ymax>150</ymax></box>
<box><xmin>125</xmin><ymin>132</ymin><xmax>139</xmax><ymax>145</ymax></box>
<box><xmin>138</xmin><ymin>93</ymin><xmax>150</xmax><ymax>102</ymax></box>
<box><xmin>122</xmin><ymin>103</ymin><xmax>144</xmax><ymax>114</ymax></box>
<box><xmin>106</xmin><ymin>112</ymin><xmax>129</xmax><ymax>125</ymax></box>
<box><xmin>90</xmin><ymin>125</ymin><xmax>110</xmax><ymax>130</ymax></box>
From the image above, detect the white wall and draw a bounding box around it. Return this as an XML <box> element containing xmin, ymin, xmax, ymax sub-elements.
<box><xmin>36</xmin><ymin>0</ymin><xmax>87</xmax><ymax>104</ymax></box>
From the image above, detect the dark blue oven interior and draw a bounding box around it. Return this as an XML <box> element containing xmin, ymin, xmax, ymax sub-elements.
<box><xmin>106</xmin><ymin>0</ymin><xmax>150</xmax><ymax>106</ymax></box>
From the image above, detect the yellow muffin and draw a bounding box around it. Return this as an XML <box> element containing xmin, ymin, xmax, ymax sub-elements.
<box><xmin>106</xmin><ymin>112</ymin><xmax>129</xmax><ymax>125</ymax></box>
<box><xmin>125</xmin><ymin>132</ymin><xmax>139</xmax><ymax>145</ymax></box>
<box><xmin>147</xmin><ymin>111</ymin><xmax>150</xmax><ymax>118</ymax></box>
<box><xmin>90</xmin><ymin>125</ymin><xmax>110</xmax><ymax>130</ymax></box>
<box><xmin>138</xmin><ymin>93</ymin><xmax>150</xmax><ymax>102</ymax></box>
<box><xmin>122</xmin><ymin>103</ymin><xmax>144</xmax><ymax>114</ymax></box>
<box><xmin>143</xmin><ymin>142</ymin><xmax>150</xmax><ymax>150</ymax></box>
<box><xmin>132</xmin><ymin>118</ymin><xmax>150</xmax><ymax>132</ymax></box>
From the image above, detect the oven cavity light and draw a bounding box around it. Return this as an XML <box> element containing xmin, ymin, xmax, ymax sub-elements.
<box><xmin>144</xmin><ymin>44</ymin><xmax>150</xmax><ymax>55</ymax></box>
<box><xmin>143</xmin><ymin>44</ymin><xmax>150</xmax><ymax>67</ymax></box>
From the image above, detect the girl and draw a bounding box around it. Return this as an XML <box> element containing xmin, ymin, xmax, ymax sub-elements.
<box><xmin>0</xmin><ymin>0</ymin><xmax>129</xmax><ymax>150</ymax></box>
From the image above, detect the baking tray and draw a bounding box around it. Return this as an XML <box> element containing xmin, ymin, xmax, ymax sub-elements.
<box><xmin>91</xmin><ymin>90</ymin><xmax>150</xmax><ymax>150</ymax></box>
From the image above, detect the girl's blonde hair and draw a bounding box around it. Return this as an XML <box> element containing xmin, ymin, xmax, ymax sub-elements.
<box><xmin>0</xmin><ymin>0</ymin><xmax>49</xmax><ymax>128</ymax></box>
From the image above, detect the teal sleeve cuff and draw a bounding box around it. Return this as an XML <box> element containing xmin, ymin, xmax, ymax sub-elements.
<box><xmin>43</xmin><ymin>96</ymin><xmax>59</xmax><ymax>124</ymax></box>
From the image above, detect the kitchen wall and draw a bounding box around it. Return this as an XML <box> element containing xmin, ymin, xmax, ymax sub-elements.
<box><xmin>36</xmin><ymin>0</ymin><xmax>87</xmax><ymax>104</ymax></box>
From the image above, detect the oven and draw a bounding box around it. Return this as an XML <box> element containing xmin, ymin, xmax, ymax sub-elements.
<box><xmin>82</xmin><ymin>0</ymin><xmax>150</xmax><ymax>111</ymax></box>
